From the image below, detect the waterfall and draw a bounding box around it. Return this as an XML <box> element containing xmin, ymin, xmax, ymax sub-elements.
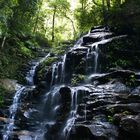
<box><xmin>63</xmin><ymin>88</ymin><xmax>78</xmax><ymax>139</ymax></box>
<box><xmin>3</xmin><ymin>86</ymin><xmax>25</xmax><ymax>140</ymax></box>
<box><xmin>94</xmin><ymin>44</ymin><xmax>99</xmax><ymax>73</ymax></box>
<box><xmin>84</xmin><ymin>104</ymin><xmax>87</xmax><ymax>121</ymax></box>
<box><xmin>26</xmin><ymin>53</ymin><xmax>50</xmax><ymax>85</ymax></box>
<box><xmin>51</xmin><ymin>63</ymin><xmax>57</xmax><ymax>86</ymax></box>
<box><xmin>3</xmin><ymin>53</ymin><xmax>50</xmax><ymax>140</ymax></box>
<box><xmin>61</xmin><ymin>54</ymin><xmax>67</xmax><ymax>83</ymax></box>
<box><xmin>43</xmin><ymin>86</ymin><xmax>60</xmax><ymax>121</ymax></box>
<box><xmin>2</xmin><ymin>26</ymin><xmax>128</xmax><ymax>140</ymax></box>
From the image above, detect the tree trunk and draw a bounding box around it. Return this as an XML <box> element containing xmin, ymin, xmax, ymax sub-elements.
<box><xmin>33</xmin><ymin>0</ymin><xmax>43</xmax><ymax>35</ymax></box>
<box><xmin>1</xmin><ymin>36</ymin><xmax>6</xmax><ymax>49</ymax></box>
<box><xmin>102</xmin><ymin>0</ymin><xmax>107</xmax><ymax>25</ymax></box>
<box><xmin>65</xmin><ymin>15</ymin><xmax>76</xmax><ymax>38</ymax></box>
<box><xmin>52</xmin><ymin>7</ymin><xmax>56</xmax><ymax>42</ymax></box>
<box><xmin>106</xmin><ymin>0</ymin><xmax>110</xmax><ymax>10</ymax></box>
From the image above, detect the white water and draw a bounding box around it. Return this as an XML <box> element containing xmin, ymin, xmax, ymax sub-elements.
<box><xmin>26</xmin><ymin>53</ymin><xmax>50</xmax><ymax>85</ymax></box>
<box><xmin>84</xmin><ymin>104</ymin><xmax>87</xmax><ymax>121</ymax></box>
<box><xmin>94</xmin><ymin>44</ymin><xmax>99</xmax><ymax>73</ymax></box>
<box><xmin>3</xmin><ymin>86</ymin><xmax>26</xmax><ymax>140</ymax></box>
<box><xmin>3</xmin><ymin>53</ymin><xmax>50</xmax><ymax>140</ymax></box>
<box><xmin>61</xmin><ymin>54</ymin><xmax>67</xmax><ymax>83</ymax></box>
<box><xmin>63</xmin><ymin>88</ymin><xmax>78</xmax><ymax>139</ymax></box>
<box><xmin>62</xmin><ymin>86</ymin><xmax>91</xmax><ymax>139</ymax></box>
<box><xmin>90</xmin><ymin>34</ymin><xmax>126</xmax><ymax>74</ymax></box>
<box><xmin>51</xmin><ymin>63</ymin><xmax>57</xmax><ymax>86</ymax></box>
<box><xmin>43</xmin><ymin>86</ymin><xmax>61</xmax><ymax>121</ymax></box>
<box><xmin>2</xmin><ymin>28</ymin><xmax>127</xmax><ymax>140</ymax></box>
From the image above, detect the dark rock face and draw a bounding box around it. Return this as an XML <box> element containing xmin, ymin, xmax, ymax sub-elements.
<box><xmin>59</xmin><ymin>86</ymin><xmax>71</xmax><ymax>104</ymax></box>
<box><xmin>59</xmin><ymin>86</ymin><xmax>72</xmax><ymax>116</ymax></box>
<box><xmin>64</xmin><ymin>48</ymin><xmax>87</xmax><ymax>82</ymax></box>
<box><xmin>120</xmin><ymin>115</ymin><xmax>140</xmax><ymax>135</ymax></box>
<box><xmin>72</xmin><ymin>122</ymin><xmax>118</xmax><ymax>140</ymax></box>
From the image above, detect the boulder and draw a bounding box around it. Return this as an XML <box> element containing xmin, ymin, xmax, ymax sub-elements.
<box><xmin>59</xmin><ymin>86</ymin><xmax>71</xmax><ymax>104</ymax></box>
<box><xmin>91</xmin><ymin>70</ymin><xmax>135</xmax><ymax>85</ymax></box>
<box><xmin>70</xmin><ymin>121</ymin><xmax>118</xmax><ymax>140</ymax></box>
<box><xmin>0</xmin><ymin>79</ymin><xmax>18</xmax><ymax>92</ymax></box>
<box><xmin>120</xmin><ymin>115</ymin><xmax>140</xmax><ymax>135</ymax></box>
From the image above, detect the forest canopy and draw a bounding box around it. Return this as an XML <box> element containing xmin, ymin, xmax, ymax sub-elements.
<box><xmin>0</xmin><ymin>0</ymin><xmax>140</xmax><ymax>48</ymax></box>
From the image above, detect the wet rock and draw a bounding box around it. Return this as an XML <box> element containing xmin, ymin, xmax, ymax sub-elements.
<box><xmin>59</xmin><ymin>86</ymin><xmax>71</xmax><ymax>104</ymax></box>
<box><xmin>70</xmin><ymin>121</ymin><xmax>118</xmax><ymax>140</ymax></box>
<box><xmin>11</xmin><ymin>130</ymin><xmax>33</xmax><ymax>140</ymax></box>
<box><xmin>83</xmin><ymin>35</ymin><xmax>100</xmax><ymax>45</ymax></box>
<box><xmin>106</xmin><ymin>103</ymin><xmax>140</xmax><ymax>114</ymax></box>
<box><xmin>65</xmin><ymin>49</ymin><xmax>87</xmax><ymax>76</ymax></box>
<box><xmin>0</xmin><ymin>79</ymin><xmax>18</xmax><ymax>92</ymax></box>
<box><xmin>59</xmin><ymin>86</ymin><xmax>72</xmax><ymax>115</ymax></box>
<box><xmin>37</xmin><ymin>81</ymin><xmax>47</xmax><ymax>89</ymax></box>
<box><xmin>113</xmin><ymin>82</ymin><xmax>130</xmax><ymax>93</ymax></box>
<box><xmin>120</xmin><ymin>115</ymin><xmax>140</xmax><ymax>135</ymax></box>
<box><xmin>92</xmin><ymin>70</ymin><xmax>135</xmax><ymax>85</ymax></box>
<box><xmin>45</xmin><ymin>68</ymin><xmax>52</xmax><ymax>87</ymax></box>
<box><xmin>131</xmin><ymin>86</ymin><xmax>140</xmax><ymax>94</ymax></box>
<box><xmin>90</xmin><ymin>26</ymin><xmax>105</xmax><ymax>32</ymax></box>
<box><xmin>0</xmin><ymin>110</ymin><xmax>4</xmax><ymax>117</ymax></box>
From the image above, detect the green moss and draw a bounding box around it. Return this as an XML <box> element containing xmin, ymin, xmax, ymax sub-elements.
<box><xmin>21</xmin><ymin>46</ymin><xmax>32</xmax><ymax>57</ymax></box>
<box><xmin>35</xmin><ymin>56</ymin><xmax>58</xmax><ymax>82</ymax></box>
<box><xmin>108</xmin><ymin>107</ymin><xmax>115</xmax><ymax>114</ymax></box>
<box><xmin>122</xmin><ymin>111</ymin><xmax>131</xmax><ymax>115</ymax></box>
<box><xmin>71</xmin><ymin>74</ymin><xmax>85</xmax><ymax>86</ymax></box>
<box><xmin>107</xmin><ymin>115</ymin><xmax>113</xmax><ymax>123</ymax></box>
<box><xmin>43</xmin><ymin>57</ymin><xmax>58</xmax><ymax>66</ymax></box>
<box><xmin>125</xmin><ymin>74</ymin><xmax>136</xmax><ymax>87</ymax></box>
<box><xmin>50</xmin><ymin>41</ymin><xmax>73</xmax><ymax>55</ymax></box>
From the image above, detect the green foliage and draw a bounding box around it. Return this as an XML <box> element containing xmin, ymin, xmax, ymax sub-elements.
<box><xmin>108</xmin><ymin>107</ymin><xmax>115</xmax><ymax>114</ymax></box>
<box><xmin>0</xmin><ymin>36</ymin><xmax>38</xmax><ymax>82</ymax></box>
<box><xmin>51</xmin><ymin>41</ymin><xmax>73</xmax><ymax>55</ymax></box>
<box><xmin>74</xmin><ymin>1</ymin><xmax>102</xmax><ymax>32</ymax></box>
<box><xmin>122</xmin><ymin>111</ymin><xmax>131</xmax><ymax>115</ymax></box>
<box><xmin>125</xmin><ymin>74</ymin><xmax>136</xmax><ymax>87</ymax></box>
<box><xmin>107</xmin><ymin>115</ymin><xmax>113</xmax><ymax>123</ymax></box>
<box><xmin>71</xmin><ymin>74</ymin><xmax>85</xmax><ymax>86</ymax></box>
<box><xmin>20</xmin><ymin>46</ymin><xmax>32</xmax><ymax>57</ymax></box>
<box><xmin>43</xmin><ymin>57</ymin><xmax>57</xmax><ymax>66</ymax></box>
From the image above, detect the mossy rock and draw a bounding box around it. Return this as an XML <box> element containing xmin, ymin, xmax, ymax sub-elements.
<box><xmin>71</xmin><ymin>74</ymin><xmax>86</xmax><ymax>86</ymax></box>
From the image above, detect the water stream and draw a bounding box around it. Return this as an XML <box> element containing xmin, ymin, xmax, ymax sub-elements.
<box><xmin>3</xmin><ymin>53</ymin><xmax>50</xmax><ymax>140</ymax></box>
<box><xmin>2</xmin><ymin>27</ymin><xmax>127</xmax><ymax>140</ymax></box>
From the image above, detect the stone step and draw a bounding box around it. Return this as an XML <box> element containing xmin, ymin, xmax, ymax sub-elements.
<box><xmin>76</xmin><ymin>114</ymin><xmax>93</xmax><ymax>122</ymax></box>
<box><xmin>86</xmin><ymin>100</ymin><xmax>115</xmax><ymax>110</ymax></box>
<box><xmin>92</xmin><ymin>103</ymin><xmax>140</xmax><ymax>115</ymax></box>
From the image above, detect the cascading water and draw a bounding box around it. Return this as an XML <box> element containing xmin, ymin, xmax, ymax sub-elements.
<box><xmin>94</xmin><ymin>44</ymin><xmax>99</xmax><ymax>73</ymax></box>
<box><xmin>26</xmin><ymin>54</ymin><xmax>50</xmax><ymax>85</ymax></box>
<box><xmin>3</xmin><ymin>86</ymin><xmax>26</xmax><ymax>140</ymax></box>
<box><xmin>61</xmin><ymin>54</ymin><xmax>67</xmax><ymax>83</ymax></box>
<box><xmin>2</xmin><ymin>27</ymin><xmax>128</xmax><ymax>140</ymax></box>
<box><xmin>2</xmin><ymin>53</ymin><xmax>50</xmax><ymax>140</ymax></box>
<box><xmin>51</xmin><ymin>63</ymin><xmax>57</xmax><ymax>86</ymax></box>
<box><xmin>63</xmin><ymin>88</ymin><xmax>78</xmax><ymax>139</ymax></box>
<box><xmin>62</xmin><ymin>86</ymin><xmax>91</xmax><ymax>139</ymax></box>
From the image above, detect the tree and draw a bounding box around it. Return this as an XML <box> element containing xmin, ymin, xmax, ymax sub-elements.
<box><xmin>0</xmin><ymin>0</ymin><xmax>18</xmax><ymax>48</ymax></box>
<box><xmin>47</xmin><ymin>0</ymin><xmax>71</xmax><ymax>42</ymax></box>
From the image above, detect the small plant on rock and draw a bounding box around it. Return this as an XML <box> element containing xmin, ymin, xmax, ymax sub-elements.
<box><xmin>71</xmin><ymin>74</ymin><xmax>86</xmax><ymax>86</ymax></box>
